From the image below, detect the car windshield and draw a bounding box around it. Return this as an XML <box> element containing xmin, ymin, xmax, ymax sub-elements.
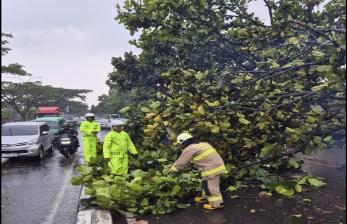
<box><xmin>110</xmin><ymin>114</ymin><xmax>120</xmax><ymax>119</ymax></box>
<box><xmin>64</xmin><ymin>115</ymin><xmax>73</xmax><ymax>120</ymax></box>
<box><xmin>44</xmin><ymin>121</ymin><xmax>59</xmax><ymax>129</ymax></box>
<box><xmin>2</xmin><ymin>125</ymin><xmax>38</xmax><ymax>136</ymax></box>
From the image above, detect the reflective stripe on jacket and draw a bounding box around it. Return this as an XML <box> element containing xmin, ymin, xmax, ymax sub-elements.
<box><xmin>80</xmin><ymin>121</ymin><xmax>100</xmax><ymax>139</ymax></box>
<box><xmin>172</xmin><ymin>142</ymin><xmax>226</xmax><ymax>177</ymax></box>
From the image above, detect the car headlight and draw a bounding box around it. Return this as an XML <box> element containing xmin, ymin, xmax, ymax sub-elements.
<box><xmin>27</xmin><ymin>138</ymin><xmax>39</xmax><ymax>146</ymax></box>
<box><xmin>60</xmin><ymin>138</ymin><xmax>71</xmax><ymax>145</ymax></box>
<box><xmin>61</xmin><ymin>140</ymin><xmax>71</xmax><ymax>145</ymax></box>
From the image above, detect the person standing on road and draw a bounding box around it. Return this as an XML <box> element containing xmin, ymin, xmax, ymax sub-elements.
<box><xmin>168</xmin><ymin>132</ymin><xmax>226</xmax><ymax>210</ymax></box>
<box><xmin>80</xmin><ymin>113</ymin><xmax>100</xmax><ymax>162</ymax></box>
<box><xmin>103</xmin><ymin>119</ymin><xmax>137</xmax><ymax>175</ymax></box>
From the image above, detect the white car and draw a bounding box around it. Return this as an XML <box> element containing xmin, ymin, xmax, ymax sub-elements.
<box><xmin>1</xmin><ymin>122</ymin><xmax>54</xmax><ymax>160</ymax></box>
<box><xmin>96</xmin><ymin>119</ymin><xmax>110</xmax><ymax>129</ymax></box>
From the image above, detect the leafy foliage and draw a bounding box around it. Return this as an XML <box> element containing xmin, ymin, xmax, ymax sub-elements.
<box><xmin>72</xmin><ymin>154</ymin><xmax>200</xmax><ymax>215</ymax></box>
<box><xmin>88</xmin><ymin>0</ymin><xmax>345</xmax><ymax>215</ymax></box>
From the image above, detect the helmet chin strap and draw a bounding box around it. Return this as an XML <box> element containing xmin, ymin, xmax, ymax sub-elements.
<box><xmin>113</xmin><ymin>126</ymin><xmax>123</xmax><ymax>132</ymax></box>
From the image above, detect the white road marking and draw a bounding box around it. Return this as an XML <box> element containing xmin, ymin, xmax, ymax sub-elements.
<box><xmin>41</xmin><ymin>160</ymin><xmax>76</xmax><ymax>224</ymax></box>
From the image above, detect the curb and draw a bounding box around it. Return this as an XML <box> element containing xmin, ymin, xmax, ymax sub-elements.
<box><xmin>76</xmin><ymin>185</ymin><xmax>113</xmax><ymax>224</ymax></box>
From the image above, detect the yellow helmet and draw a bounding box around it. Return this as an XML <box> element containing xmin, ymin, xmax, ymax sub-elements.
<box><xmin>177</xmin><ymin>132</ymin><xmax>193</xmax><ymax>144</ymax></box>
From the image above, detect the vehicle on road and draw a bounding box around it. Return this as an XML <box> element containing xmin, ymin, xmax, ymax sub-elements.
<box><xmin>96</xmin><ymin>118</ymin><xmax>110</xmax><ymax>129</ymax></box>
<box><xmin>36</xmin><ymin>106</ymin><xmax>63</xmax><ymax>118</ymax></box>
<box><xmin>57</xmin><ymin>133</ymin><xmax>78</xmax><ymax>159</ymax></box>
<box><xmin>107</xmin><ymin>114</ymin><xmax>128</xmax><ymax>126</ymax></box>
<box><xmin>33</xmin><ymin>117</ymin><xmax>65</xmax><ymax>147</ymax></box>
<box><xmin>63</xmin><ymin>114</ymin><xmax>77</xmax><ymax>129</ymax></box>
<box><xmin>1</xmin><ymin>122</ymin><xmax>53</xmax><ymax>160</ymax></box>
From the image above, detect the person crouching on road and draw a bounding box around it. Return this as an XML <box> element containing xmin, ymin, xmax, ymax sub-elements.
<box><xmin>168</xmin><ymin>133</ymin><xmax>226</xmax><ymax>210</ymax></box>
<box><xmin>80</xmin><ymin>113</ymin><xmax>100</xmax><ymax>162</ymax></box>
<box><xmin>103</xmin><ymin>120</ymin><xmax>137</xmax><ymax>175</ymax></box>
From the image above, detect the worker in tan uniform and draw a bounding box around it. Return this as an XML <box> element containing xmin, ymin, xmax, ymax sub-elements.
<box><xmin>168</xmin><ymin>132</ymin><xmax>226</xmax><ymax>210</ymax></box>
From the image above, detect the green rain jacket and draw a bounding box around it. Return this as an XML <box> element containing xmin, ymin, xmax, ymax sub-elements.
<box><xmin>103</xmin><ymin>130</ymin><xmax>137</xmax><ymax>175</ymax></box>
<box><xmin>80</xmin><ymin>121</ymin><xmax>100</xmax><ymax>139</ymax></box>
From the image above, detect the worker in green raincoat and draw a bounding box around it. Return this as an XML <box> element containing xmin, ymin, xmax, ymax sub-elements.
<box><xmin>80</xmin><ymin>113</ymin><xmax>100</xmax><ymax>162</ymax></box>
<box><xmin>103</xmin><ymin>119</ymin><xmax>137</xmax><ymax>175</ymax></box>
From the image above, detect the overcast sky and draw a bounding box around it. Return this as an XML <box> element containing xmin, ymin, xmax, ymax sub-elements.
<box><xmin>2</xmin><ymin>0</ymin><xmax>271</xmax><ymax>108</ymax></box>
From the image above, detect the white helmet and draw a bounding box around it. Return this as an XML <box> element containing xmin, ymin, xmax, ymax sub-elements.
<box><xmin>177</xmin><ymin>132</ymin><xmax>193</xmax><ymax>144</ymax></box>
<box><xmin>111</xmin><ymin>119</ymin><xmax>124</xmax><ymax>126</ymax></box>
<box><xmin>85</xmin><ymin>112</ymin><xmax>95</xmax><ymax>118</ymax></box>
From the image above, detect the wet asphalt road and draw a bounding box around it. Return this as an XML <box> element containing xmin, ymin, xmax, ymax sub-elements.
<box><xmin>1</xmin><ymin>130</ymin><xmax>110</xmax><ymax>224</ymax></box>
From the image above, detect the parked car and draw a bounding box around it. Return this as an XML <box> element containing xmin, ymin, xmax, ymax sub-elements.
<box><xmin>1</xmin><ymin>122</ymin><xmax>53</xmax><ymax>160</ymax></box>
<box><xmin>96</xmin><ymin>118</ymin><xmax>110</xmax><ymax>129</ymax></box>
<box><xmin>33</xmin><ymin>117</ymin><xmax>65</xmax><ymax>146</ymax></box>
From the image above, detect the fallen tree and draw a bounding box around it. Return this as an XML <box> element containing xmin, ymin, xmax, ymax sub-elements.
<box><xmin>72</xmin><ymin>0</ymin><xmax>345</xmax><ymax>215</ymax></box>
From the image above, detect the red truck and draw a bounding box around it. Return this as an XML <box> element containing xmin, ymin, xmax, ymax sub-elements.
<box><xmin>36</xmin><ymin>106</ymin><xmax>64</xmax><ymax>118</ymax></box>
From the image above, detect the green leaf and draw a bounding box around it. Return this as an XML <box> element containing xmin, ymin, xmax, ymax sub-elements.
<box><xmin>305</xmin><ymin>116</ymin><xmax>316</xmax><ymax>123</ymax></box>
<box><xmin>195</xmin><ymin>71</ymin><xmax>207</xmax><ymax>80</ymax></box>
<box><xmin>323</xmin><ymin>136</ymin><xmax>332</xmax><ymax>143</ymax></box>
<box><xmin>227</xmin><ymin>186</ymin><xmax>237</xmax><ymax>192</ymax></box>
<box><xmin>260</xmin><ymin>143</ymin><xmax>273</xmax><ymax>158</ymax></box>
<box><xmin>294</xmin><ymin>184</ymin><xmax>302</xmax><ymax>193</ymax></box>
<box><xmin>275</xmin><ymin>185</ymin><xmax>295</xmax><ymax>196</ymax></box>
<box><xmin>297</xmin><ymin>176</ymin><xmax>307</xmax><ymax>185</ymax></box>
<box><xmin>176</xmin><ymin>203</ymin><xmax>189</xmax><ymax>208</ymax></box>
<box><xmin>77</xmin><ymin>165</ymin><xmax>93</xmax><ymax>175</ymax></box>
<box><xmin>270</xmin><ymin>61</ymin><xmax>280</xmax><ymax>69</ymax></box>
<box><xmin>119</xmin><ymin>106</ymin><xmax>130</xmax><ymax>113</ymax></box>
<box><xmin>140</xmin><ymin>107</ymin><xmax>151</xmax><ymax>113</ymax></box>
<box><xmin>256</xmin><ymin>122</ymin><xmax>266</xmax><ymax>129</ymax></box>
<box><xmin>311</xmin><ymin>105</ymin><xmax>323</xmax><ymax>114</ymax></box>
<box><xmin>140</xmin><ymin>198</ymin><xmax>149</xmax><ymax>207</ymax></box>
<box><xmin>302</xmin><ymin>198</ymin><xmax>311</xmax><ymax>203</ymax></box>
<box><xmin>285</xmin><ymin>127</ymin><xmax>301</xmax><ymax>135</ymax></box>
<box><xmin>316</xmin><ymin>65</ymin><xmax>332</xmax><ymax>72</ymax></box>
<box><xmin>197</xmin><ymin>105</ymin><xmax>205</xmax><ymax>115</ymax></box>
<box><xmin>290</xmin><ymin>214</ymin><xmax>302</xmax><ymax>224</ymax></box>
<box><xmin>288</xmin><ymin>157</ymin><xmax>300</xmax><ymax>169</ymax></box>
<box><xmin>149</xmin><ymin>101</ymin><xmax>161</xmax><ymax>109</ymax></box>
<box><xmin>128</xmin><ymin>183</ymin><xmax>142</xmax><ymax>191</ymax></box>
<box><xmin>171</xmin><ymin>185</ymin><xmax>181</xmax><ymax>195</ymax></box>
<box><xmin>311</xmin><ymin>83</ymin><xmax>328</xmax><ymax>92</ymax></box>
<box><xmin>239</xmin><ymin>117</ymin><xmax>250</xmax><ymax>125</ymax></box>
<box><xmin>313</xmin><ymin>136</ymin><xmax>322</xmax><ymax>145</ymax></box>
<box><xmin>211</xmin><ymin>125</ymin><xmax>220</xmax><ymax>133</ymax></box>
<box><xmin>312</xmin><ymin>50</ymin><xmax>325</xmax><ymax>58</ymax></box>
<box><xmin>71</xmin><ymin>176</ymin><xmax>84</xmax><ymax>185</ymax></box>
<box><xmin>288</xmin><ymin>37</ymin><xmax>300</xmax><ymax>44</ymax></box>
<box><xmin>308</xmin><ymin>178</ymin><xmax>327</xmax><ymax>187</ymax></box>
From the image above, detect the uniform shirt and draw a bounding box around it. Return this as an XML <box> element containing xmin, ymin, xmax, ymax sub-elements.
<box><xmin>172</xmin><ymin>142</ymin><xmax>226</xmax><ymax>177</ymax></box>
